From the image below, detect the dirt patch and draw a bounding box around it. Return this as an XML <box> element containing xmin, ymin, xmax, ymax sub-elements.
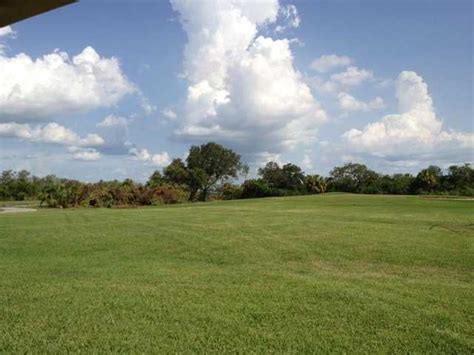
<box><xmin>1</xmin><ymin>207</ymin><xmax>37</xmax><ymax>213</ymax></box>
<box><xmin>421</xmin><ymin>196</ymin><xmax>474</xmax><ymax>201</ymax></box>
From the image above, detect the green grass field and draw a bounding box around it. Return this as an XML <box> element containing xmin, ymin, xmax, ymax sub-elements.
<box><xmin>0</xmin><ymin>194</ymin><xmax>473</xmax><ymax>352</ymax></box>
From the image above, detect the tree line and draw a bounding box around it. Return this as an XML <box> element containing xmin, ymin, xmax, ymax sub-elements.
<box><xmin>1</xmin><ymin>142</ymin><xmax>473</xmax><ymax>207</ymax></box>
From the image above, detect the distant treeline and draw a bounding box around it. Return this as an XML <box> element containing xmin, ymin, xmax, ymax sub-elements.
<box><xmin>1</xmin><ymin>142</ymin><xmax>473</xmax><ymax>207</ymax></box>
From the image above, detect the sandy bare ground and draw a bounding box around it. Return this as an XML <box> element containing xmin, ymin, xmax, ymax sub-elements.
<box><xmin>0</xmin><ymin>207</ymin><xmax>37</xmax><ymax>213</ymax></box>
<box><xmin>423</xmin><ymin>197</ymin><xmax>474</xmax><ymax>201</ymax></box>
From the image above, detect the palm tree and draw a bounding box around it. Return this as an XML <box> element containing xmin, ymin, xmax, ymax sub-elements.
<box><xmin>305</xmin><ymin>175</ymin><xmax>327</xmax><ymax>194</ymax></box>
<box><xmin>418</xmin><ymin>169</ymin><xmax>438</xmax><ymax>192</ymax></box>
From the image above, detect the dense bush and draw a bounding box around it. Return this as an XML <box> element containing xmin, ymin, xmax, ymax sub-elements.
<box><xmin>39</xmin><ymin>178</ymin><xmax>83</xmax><ymax>208</ymax></box>
<box><xmin>379</xmin><ymin>174</ymin><xmax>415</xmax><ymax>195</ymax></box>
<box><xmin>241</xmin><ymin>179</ymin><xmax>272</xmax><ymax>199</ymax></box>
<box><xmin>216</xmin><ymin>183</ymin><xmax>242</xmax><ymax>200</ymax></box>
<box><xmin>149</xmin><ymin>184</ymin><xmax>190</xmax><ymax>205</ymax></box>
<box><xmin>258</xmin><ymin>162</ymin><xmax>305</xmax><ymax>192</ymax></box>
<box><xmin>326</xmin><ymin>163</ymin><xmax>380</xmax><ymax>193</ymax></box>
<box><xmin>35</xmin><ymin>179</ymin><xmax>190</xmax><ymax>208</ymax></box>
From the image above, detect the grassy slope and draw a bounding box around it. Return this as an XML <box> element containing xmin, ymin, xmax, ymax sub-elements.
<box><xmin>0</xmin><ymin>194</ymin><xmax>473</xmax><ymax>352</ymax></box>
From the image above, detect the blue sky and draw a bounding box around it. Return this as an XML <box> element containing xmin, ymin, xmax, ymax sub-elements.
<box><xmin>0</xmin><ymin>0</ymin><xmax>472</xmax><ymax>181</ymax></box>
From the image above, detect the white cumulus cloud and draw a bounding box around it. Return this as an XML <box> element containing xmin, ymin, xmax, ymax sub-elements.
<box><xmin>95</xmin><ymin>115</ymin><xmax>133</xmax><ymax>155</ymax></box>
<box><xmin>310</xmin><ymin>54</ymin><xmax>352</xmax><ymax>73</ymax></box>
<box><xmin>140</xmin><ymin>95</ymin><xmax>157</xmax><ymax>115</ymax></box>
<box><xmin>275</xmin><ymin>4</ymin><xmax>300</xmax><ymax>33</ymax></box>
<box><xmin>301</xmin><ymin>153</ymin><xmax>313</xmax><ymax>170</ymax></box>
<box><xmin>338</xmin><ymin>92</ymin><xmax>385</xmax><ymax>112</ymax></box>
<box><xmin>252</xmin><ymin>151</ymin><xmax>283</xmax><ymax>172</ymax></box>
<box><xmin>310</xmin><ymin>66</ymin><xmax>374</xmax><ymax>95</ymax></box>
<box><xmin>68</xmin><ymin>147</ymin><xmax>102</xmax><ymax>161</ymax></box>
<box><xmin>342</xmin><ymin>71</ymin><xmax>474</xmax><ymax>162</ymax></box>
<box><xmin>161</xmin><ymin>108</ymin><xmax>177</xmax><ymax>121</ymax></box>
<box><xmin>0</xmin><ymin>46</ymin><xmax>134</xmax><ymax>122</ymax></box>
<box><xmin>0</xmin><ymin>122</ymin><xmax>104</xmax><ymax>147</ymax></box>
<box><xmin>95</xmin><ymin>115</ymin><xmax>171</xmax><ymax>167</ymax></box>
<box><xmin>129</xmin><ymin>147</ymin><xmax>171</xmax><ymax>167</ymax></box>
<box><xmin>0</xmin><ymin>26</ymin><xmax>15</xmax><ymax>38</ymax></box>
<box><xmin>170</xmin><ymin>0</ymin><xmax>326</xmax><ymax>155</ymax></box>
<box><xmin>97</xmin><ymin>114</ymin><xmax>130</xmax><ymax>128</ymax></box>
<box><xmin>0</xmin><ymin>26</ymin><xmax>15</xmax><ymax>55</ymax></box>
<box><xmin>330</xmin><ymin>66</ymin><xmax>373</xmax><ymax>87</ymax></box>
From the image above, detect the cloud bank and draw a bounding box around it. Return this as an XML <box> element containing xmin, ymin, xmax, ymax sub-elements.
<box><xmin>68</xmin><ymin>147</ymin><xmax>102</xmax><ymax>161</ymax></box>
<box><xmin>343</xmin><ymin>71</ymin><xmax>473</xmax><ymax>163</ymax></box>
<box><xmin>129</xmin><ymin>147</ymin><xmax>171</xmax><ymax>167</ymax></box>
<box><xmin>338</xmin><ymin>92</ymin><xmax>384</xmax><ymax>113</ymax></box>
<box><xmin>0</xmin><ymin>122</ymin><xmax>104</xmax><ymax>147</ymax></box>
<box><xmin>0</xmin><ymin>46</ymin><xmax>134</xmax><ymax>122</ymax></box>
<box><xmin>0</xmin><ymin>26</ymin><xmax>14</xmax><ymax>37</ymax></box>
<box><xmin>171</xmin><ymin>0</ymin><xmax>326</xmax><ymax>156</ymax></box>
<box><xmin>310</xmin><ymin>54</ymin><xmax>352</xmax><ymax>73</ymax></box>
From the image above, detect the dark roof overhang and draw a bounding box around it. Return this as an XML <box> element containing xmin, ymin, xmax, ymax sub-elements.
<box><xmin>0</xmin><ymin>0</ymin><xmax>77</xmax><ymax>28</ymax></box>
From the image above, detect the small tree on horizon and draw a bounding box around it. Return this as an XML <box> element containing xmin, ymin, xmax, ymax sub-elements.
<box><xmin>146</xmin><ymin>170</ymin><xmax>163</xmax><ymax>188</ymax></box>
<box><xmin>186</xmin><ymin>142</ymin><xmax>248</xmax><ymax>201</ymax></box>
<box><xmin>160</xmin><ymin>142</ymin><xmax>248</xmax><ymax>201</ymax></box>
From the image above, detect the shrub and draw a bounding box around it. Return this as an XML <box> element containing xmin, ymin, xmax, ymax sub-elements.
<box><xmin>39</xmin><ymin>179</ymin><xmax>82</xmax><ymax>208</ymax></box>
<box><xmin>85</xmin><ymin>185</ymin><xmax>114</xmax><ymax>208</ymax></box>
<box><xmin>150</xmin><ymin>184</ymin><xmax>189</xmax><ymax>205</ymax></box>
<box><xmin>217</xmin><ymin>183</ymin><xmax>242</xmax><ymax>200</ymax></box>
<box><xmin>241</xmin><ymin>179</ymin><xmax>271</xmax><ymax>199</ymax></box>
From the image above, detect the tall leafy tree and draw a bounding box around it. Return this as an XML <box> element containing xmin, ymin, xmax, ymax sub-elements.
<box><xmin>258</xmin><ymin>161</ymin><xmax>305</xmax><ymax>191</ymax></box>
<box><xmin>327</xmin><ymin>163</ymin><xmax>380</xmax><ymax>193</ymax></box>
<box><xmin>163</xmin><ymin>159</ymin><xmax>189</xmax><ymax>186</ymax></box>
<box><xmin>445</xmin><ymin>164</ymin><xmax>473</xmax><ymax>191</ymax></box>
<box><xmin>258</xmin><ymin>162</ymin><xmax>283</xmax><ymax>188</ymax></box>
<box><xmin>280</xmin><ymin>163</ymin><xmax>305</xmax><ymax>191</ymax></box>
<box><xmin>379</xmin><ymin>174</ymin><xmax>415</xmax><ymax>195</ymax></box>
<box><xmin>0</xmin><ymin>170</ymin><xmax>16</xmax><ymax>200</ymax></box>
<box><xmin>146</xmin><ymin>170</ymin><xmax>163</xmax><ymax>188</ymax></box>
<box><xmin>186</xmin><ymin>142</ymin><xmax>248</xmax><ymax>201</ymax></box>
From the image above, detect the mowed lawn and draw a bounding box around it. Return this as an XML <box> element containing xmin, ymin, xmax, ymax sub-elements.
<box><xmin>0</xmin><ymin>194</ymin><xmax>473</xmax><ymax>353</ymax></box>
